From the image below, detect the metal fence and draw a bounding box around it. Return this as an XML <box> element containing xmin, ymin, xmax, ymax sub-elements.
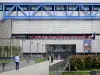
<box><xmin>49</xmin><ymin>58</ymin><xmax>70</xmax><ymax>75</ymax></box>
<box><xmin>0</xmin><ymin>38</ymin><xmax>22</xmax><ymax>58</ymax></box>
<box><xmin>0</xmin><ymin>38</ymin><xmax>32</xmax><ymax>72</ymax></box>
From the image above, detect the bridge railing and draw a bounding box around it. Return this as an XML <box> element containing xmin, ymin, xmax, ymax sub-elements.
<box><xmin>49</xmin><ymin>58</ymin><xmax>70</xmax><ymax>75</ymax></box>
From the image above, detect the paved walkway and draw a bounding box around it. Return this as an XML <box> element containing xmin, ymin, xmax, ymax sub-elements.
<box><xmin>0</xmin><ymin>60</ymin><xmax>62</xmax><ymax>75</ymax></box>
<box><xmin>0</xmin><ymin>60</ymin><xmax>35</xmax><ymax>72</ymax></box>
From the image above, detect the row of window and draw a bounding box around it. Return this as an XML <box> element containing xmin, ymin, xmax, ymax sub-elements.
<box><xmin>1</xmin><ymin>5</ymin><xmax>100</xmax><ymax>11</ymax></box>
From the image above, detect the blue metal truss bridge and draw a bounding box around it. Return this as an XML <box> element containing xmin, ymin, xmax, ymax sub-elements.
<box><xmin>1</xmin><ymin>3</ymin><xmax>100</xmax><ymax>20</ymax></box>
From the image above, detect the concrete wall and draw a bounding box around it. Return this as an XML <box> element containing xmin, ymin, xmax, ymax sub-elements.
<box><xmin>12</xmin><ymin>20</ymin><xmax>100</xmax><ymax>34</ymax></box>
<box><xmin>0</xmin><ymin>10</ymin><xmax>100</xmax><ymax>53</ymax></box>
<box><xmin>22</xmin><ymin>40</ymin><xmax>100</xmax><ymax>53</ymax></box>
<box><xmin>0</xmin><ymin>12</ymin><xmax>2</xmax><ymax>20</ymax></box>
<box><xmin>0</xmin><ymin>20</ymin><xmax>11</xmax><ymax>38</ymax></box>
<box><xmin>0</xmin><ymin>39</ymin><xmax>20</xmax><ymax>46</ymax></box>
<box><xmin>0</xmin><ymin>20</ymin><xmax>20</xmax><ymax>46</ymax></box>
<box><xmin>92</xmin><ymin>40</ymin><xmax>100</xmax><ymax>53</ymax></box>
<box><xmin>22</xmin><ymin>40</ymin><xmax>83</xmax><ymax>53</ymax></box>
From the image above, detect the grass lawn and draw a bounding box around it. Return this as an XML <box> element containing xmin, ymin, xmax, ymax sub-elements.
<box><xmin>62</xmin><ymin>72</ymin><xmax>90</xmax><ymax>75</ymax></box>
<box><xmin>49</xmin><ymin>72</ymin><xmax>55</xmax><ymax>75</ymax></box>
<box><xmin>0</xmin><ymin>59</ymin><xmax>25</xmax><ymax>65</ymax></box>
<box><xmin>35</xmin><ymin>58</ymin><xmax>47</xmax><ymax>63</ymax></box>
<box><xmin>0</xmin><ymin>60</ymin><xmax>11</xmax><ymax>64</ymax></box>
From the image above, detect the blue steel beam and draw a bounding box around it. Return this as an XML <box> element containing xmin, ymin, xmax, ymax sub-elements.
<box><xmin>91</xmin><ymin>5</ymin><xmax>93</xmax><ymax>16</ymax></box>
<box><xmin>5</xmin><ymin>5</ymin><xmax>15</xmax><ymax>16</ymax></box>
<box><xmin>68</xmin><ymin>6</ymin><xmax>79</xmax><ymax>16</ymax></box>
<box><xmin>94</xmin><ymin>9</ymin><xmax>100</xmax><ymax>16</ymax></box>
<box><xmin>66</xmin><ymin>5</ymin><xmax>68</xmax><ymax>17</ymax></box>
<box><xmin>29</xmin><ymin>5</ymin><xmax>30</xmax><ymax>17</ymax></box>
<box><xmin>78</xmin><ymin>5</ymin><xmax>80</xmax><ymax>17</ymax></box>
<box><xmin>17</xmin><ymin>5</ymin><xmax>27</xmax><ymax>16</ymax></box>
<box><xmin>80</xmin><ymin>5</ymin><xmax>90</xmax><ymax>16</ymax></box>
<box><xmin>43</xmin><ymin>5</ymin><xmax>52</xmax><ymax>16</ymax></box>
<box><xmin>31</xmin><ymin>5</ymin><xmax>41</xmax><ymax>16</ymax></box>
<box><xmin>2</xmin><ymin>3</ymin><xmax>100</xmax><ymax>20</ymax></box>
<box><xmin>16</xmin><ymin>5</ymin><xmax>18</xmax><ymax>16</ymax></box>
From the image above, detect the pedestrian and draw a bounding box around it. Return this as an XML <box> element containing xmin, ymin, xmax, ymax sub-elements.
<box><xmin>51</xmin><ymin>54</ymin><xmax>54</xmax><ymax>63</ymax></box>
<box><xmin>58</xmin><ymin>54</ymin><xmax>61</xmax><ymax>60</ymax></box>
<box><xmin>14</xmin><ymin>55</ymin><xmax>20</xmax><ymax>70</ymax></box>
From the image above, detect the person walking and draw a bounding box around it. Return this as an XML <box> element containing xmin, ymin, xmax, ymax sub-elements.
<box><xmin>14</xmin><ymin>55</ymin><xmax>20</xmax><ymax>70</ymax></box>
<box><xmin>51</xmin><ymin>54</ymin><xmax>54</xmax><ymax>63</ymax></box>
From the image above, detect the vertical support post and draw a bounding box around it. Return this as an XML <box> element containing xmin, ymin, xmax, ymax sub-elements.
<box><xmin>78</xmin><ymin>5</ymin><xmax>80</xmax><ymax>17</ymax></box>
<box><xmin>91</xmin><ymin>5</ymin><xmax>93</xmax><ymax>17</ymax></box>
<box><xmin>37</xmin><ymin>43</ymin><xmax>39</xmax><ymax>58</ymax></box>
<box><xmin>66</xmin><ymin>5</ymin><xmax>68</xmax><ymax>18</ymax></box>
<box><xmin>83</xmin><ymin>36</ymin><xmax>85</xmax><ymax>56</ymax></box>
<box><xmin>10</xmin><ymin>20</ymin><xmax>12</xmax><ymax>65</ymax></box>
<box><xmin>22</xmin><ymin>40</ymin><xmax>23</xmax><ymax>58</ymax></box>
<box><xmin>30</xmin><ymin>40</ymin><xmax>32</xmax><ymax>59</ymax></box>
<box><xmin>3</xmin><ymin>4</ymin><xmax>5</xmax><ymax>19</ymax></box>
<box><xmin>54</xmin><ymin>5</ymin><xmax>55</xmax><ymax>17</ymax></box>
<box><xmin>16</xmin><ymin>5</ymin><xmax>18</xmax><ymax>16</ymax></box>
<box><xmin>45</xmin><ymin>45</ymin><xmax>47</xmax><ymax>58</ymax></box>
<box><xmin>29</xmin><ymin>5</ymin><xmax>30</xmax><ymax>17</ymax></box>
<box><xmin>42</xmin><ymin>44</ymin><xmax>44</xmax><ymax>56</ymax></box>
<box><xmin>41</xmin><ymin>5</ymin><xmax>42</xmax><ymax>17</ymax></box>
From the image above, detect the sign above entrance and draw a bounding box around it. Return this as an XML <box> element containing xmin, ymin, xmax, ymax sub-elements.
<box><xmin>32</xmin><ymin>35</ymin><xmax>85</xmax><ymax>40</ymax></box>
<box><xmin>12</xmin><ymin>34</ymin><xmax>95</xmax><ymax>40</ymax></box>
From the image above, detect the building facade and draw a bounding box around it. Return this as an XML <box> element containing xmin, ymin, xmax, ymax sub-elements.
<box><xmin>0</xmin><ymin>1</ymin><xmax>100</xmax><ymax>57</ymax></box>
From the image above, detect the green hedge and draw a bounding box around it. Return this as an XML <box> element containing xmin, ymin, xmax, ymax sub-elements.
<box><xmin>70</xmin><ymin>55</ymin><xmax>100</xmax><ymax>70</ymax></box>
<box><xmin>35</xmin><ymin>57</ymin><xmax>47</xmax><ymax>63</ymax></box>
<box><xmin>62</xmin><ymin>72</ymin><xmax>90</xmax><ymax>75</ymax></box>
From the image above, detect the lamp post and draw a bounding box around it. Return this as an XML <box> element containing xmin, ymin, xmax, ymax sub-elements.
<box><xmin>37</xmin><ymin>43</ymin><xmax>39</xmax><ymax>58</ymax></box>
<box><xmin>10</xmin><ymin>20</ymin><xmax>12</xmax><ymax>64</ymax></box>
<box><xmin>30</xmin><ymin>40</ymin><xmax>33</xmax><ymax>59</ymax></box>
<box><xmin>50</xmin><ymin>46</ymin><xmax>53</xmax><ymax>56</ymax></box>
<box><xmin>42</xmin><ymin>44</ymin><xmax>44</xmax><ymax>56</ymax></box>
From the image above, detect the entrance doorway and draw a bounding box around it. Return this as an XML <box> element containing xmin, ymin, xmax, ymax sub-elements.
<box><xmin>46</xmin><ymin>44</ymin><xmax>76</xmax><ymax>59</ymax></box>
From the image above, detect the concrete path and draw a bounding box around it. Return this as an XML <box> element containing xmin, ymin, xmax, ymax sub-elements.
<box><xmin>0</xmin><ymin>60</ymin><xmax>62</xmax><ymax>75</ymax></box>
<box><xmin>0</xmin><ymin>60</ymin><xmax>35</xmax><ymax>72</ymax></box>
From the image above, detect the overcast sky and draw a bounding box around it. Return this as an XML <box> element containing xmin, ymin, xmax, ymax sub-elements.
<box><xmin>1</xmin><ymin>0</ymin><xmax>100</xmax><ymax>3</ymax></box>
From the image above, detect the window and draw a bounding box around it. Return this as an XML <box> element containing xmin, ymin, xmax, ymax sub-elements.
<box><xmin>93</xmin><ymin>5</ymin><xmax>100</xmax><ymax>11</ymax></box>
<box><xmin>0</xmin><ymin>4</ymin><xmax>2</xmax><ymax>11</ymax></box>
<box><xmin>42</xmin><ymin>5</ymin><xmax>53</xmax><ymax>11</ymax></box>
<box><xmin>56</xmin><ymin>5</ymin><xmax>65</xmax><ymax>11</ymax></box>
<box><xmin>31</xmin><ymin>5</ymin><xmax>41</xmax><ymax>11</ymax></box>
<box><xmin>31</xmin><ymin>6</ymin><xmax>36</xmax><ymax>11</ymax></box>
<box><xmin>19</xmin><ymin>5</ymin><xmax>28</xmax><ymax>11</ymax></box>
<box><xmin>5</xmin><ymin>5</ymin><xmax>16</xmax><ymax>11</ymax></box>
<box><xmin>81</xmin><ymin>6</ymin><xmax>90</xmax><ymax>11</ymax></box>
<box><xmin>68</xmin><ymin>5</ymin><xmax>78</xmax><ymax>11</ymax></box>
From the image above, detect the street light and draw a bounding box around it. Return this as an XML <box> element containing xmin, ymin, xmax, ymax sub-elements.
<box><xmin>37</xmin><ymin>43</ymin><xmax>39</xmax><ymax>58</ymax></box>
<box><xmin>30</xmin><ymin>40</ymin><xmax>33</xmax><ymax>59</ymax></box>
<box><xmin>42</xmin><ymin>44</ymin><xmax>44</xmax><ymax>56</ymax></box>
<box><xmin>50</xmin><ymin>46</ymin><xmax>53</xmax><ymax>56</ymax></box>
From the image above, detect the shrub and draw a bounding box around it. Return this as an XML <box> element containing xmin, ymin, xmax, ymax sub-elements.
<box><xmin>70</xmin><ymin>55</ymin><xmax>100</xmax><ymax>70</ymax></box>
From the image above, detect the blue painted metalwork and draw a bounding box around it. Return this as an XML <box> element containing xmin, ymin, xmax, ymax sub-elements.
<box><xmin>16</xmin><ymin>5</ymin><xmax>18</xmax><ymax>16</ymax></box>
<box><xmin>17</xmin><ymin>5</ymin><xmax>27</xmax><ymax>16</ymax></box>
<box><xmin>68</xmin><ymin>6</ymin><xmax>78</xmax><ymax>16</ymax></box>
<box><xmin>31</xmin><ymin>5</ymin><xmax>41</xmax><ymax>16</ymax></box>
<box><xmin>29</xmin><ymin>5</ymin><xmax>30</xmax><ymax>17</ymax></box>
<box><xmin>1</xmin><ymin>3</ymin><xmax>100</xmax><ymax>20</ymax></box>
<box><xmin>54</xmin><ymin>5</ymin><xmax>55</xmax><ymax>17</ymax></box>
<box><xmin>43</xmin><ymin>5</ymin><xmax>52</xmax><ymax>16</ymax></box>
<box><xmin>6</xmin><ymin>5</ymin><xmax>15</xmax><ymax>16</ymax></box>
<box><xmin>80</xmin><ymin>5</ymin><xmax>90</xmax><ymax>16</ymax></box>
<box><xmin>78</xmin><ymin>5</ymin><xmax>80</xmax><ymax>17</ymax></box>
